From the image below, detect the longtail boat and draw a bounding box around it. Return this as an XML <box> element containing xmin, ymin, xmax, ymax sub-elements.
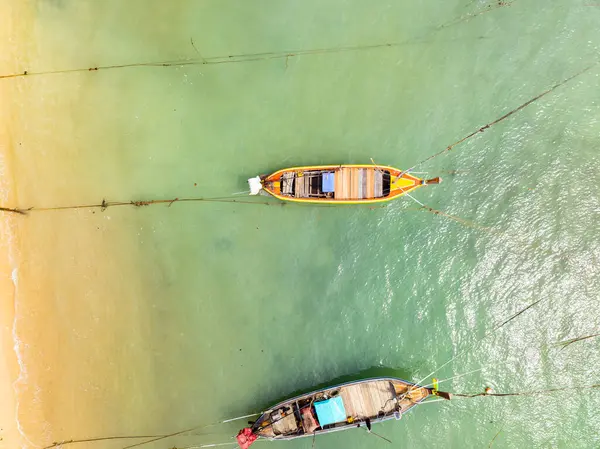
<box><xmin>236</xmin><ymin>377</ymin><xmax>450</xmax><ymax>448</ymax></box>
<box><xmin>247</xmin><ymin>164</ymin><xmax>440</xmax><ymax>204</ymax></box>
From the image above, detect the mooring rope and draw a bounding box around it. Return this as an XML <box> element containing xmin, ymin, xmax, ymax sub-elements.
<box><xmin>0</xmin><ymin>41</ymin><xmax>425</xmax><ymax>80</ymax></box>
<box><xmin>43</xmin><ymin>435</ymin><xmax>165</xmax><ymax>449</ymax></box>
<box><xmin>437</xmin><ymin>0</ymin><xmax>516</xmax><ymax>30</ymax></box>
<box><xmin>403</xmin><ymin>192</ymin><xmax>495</xmax><ymax>233</ymax></box>
<box><xmin>422</xmin><ymin>367</ymin><xmax>485</xmax><ymax>390</ymax></box>
<box><xmin>452</xmin><ymin>383</ymin><xmax>600</xmax><ymax>398</ymax></box>
<box><xmin>555</xmin><ymin>333</ymin><xmax>600</xmax><ymax>350</ymax></box>
<box><xmin>43</xmin><ymin>412</ymin><xmax>261</xmax><ymax>449</ymax></box>
<box><xmin>400</xmin><ymin>63</ymin><xmax>596</xmax><ymax>177</ymax></box>
<box><xmin>396</xmin><ymin>296</ymin><xmax>546</xmax><ymax>405</ymax></box>
<box><xmin>0</xmin><ymin>195</ymin><xmax>286</xmax><ymax>216</ymax></box>
<box><xmin>120</xmin><ymin>412</ymin><xmax>261</xmax><ymax>449</ymax></box>
<box><xmin>0</xmin><ymin>32</ymin><xmax>499</xmax><ymax>82</ymax></box>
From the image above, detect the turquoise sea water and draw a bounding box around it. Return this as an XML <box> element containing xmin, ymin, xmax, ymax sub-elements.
<box><xmin>4</xmin><ymin>0</ymin><xmax>600</xmax><ymax>448</ymax></box>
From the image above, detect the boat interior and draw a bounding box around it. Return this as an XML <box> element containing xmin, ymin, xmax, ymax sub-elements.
<box><xmin>274</xmin><ymin>167</ymin><xmax>394</xmax><ymax>200</ymax></box>
<box><xmin>253</xmin><ymin>380</ymin><xmax>429</xmax><ymax>438</ymax></box>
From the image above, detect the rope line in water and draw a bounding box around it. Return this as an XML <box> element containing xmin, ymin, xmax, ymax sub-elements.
<box><xmin>422</xmin><ymin>367</ymin><xmax>485</xmax><ymax>390</ymax></box>
<box><xmin>429</xmin><ymin>296</ymin><xmax>543</xmax><ymax>378</ymax></box>
<box><xmin>0</xmin><ymin>194</ymin><xmax>394</xmax><ymax>216</ymax></box>
<box><xmin>43</xmin><ymin>413</ymin><xmax>260</xmax><ymax>449</ymax></box>
<box><xmin>402</xmin><ymin>63</ymin><xmax>597</xmax><ymax>176</ymax></box>
<box><xmin>417</xmin><ymin>398</ymin><xmax>447</xmax><ymax>405</ymax></box>
<box><xmin>417</xmin><ymin>204</ymin><xmax>494</xmax><ymax>233</ymax></box>
<box><xmin>178</xmin><ymin>438</ymin><xmax>273</xmax><ymax>449</ymax></box>
<box><xmin>438</xmin><ymin>0</ymin><xmax>515</xmax><ymax>29</ymax></box>
<box><xmin>197</xmin><ymin>443</ymin><xmax>237</xmax><ymax>448</ymax></box>
<box><xmin>452</xmin><ymin>383</ymin><xmax>600</xmax><ymax>398</ymax></box>
<box><xmin>0</xmin><ymin>195</ymin><xmax>287</xmax><ymax>216</ymax></box>
<box><xmin>120</xmin><ymin>413</ymin><xmax>261</xmax><ymax>449</ymax></box>
<box><xmin>555</xmin><ymin>332</ymin><xmax>600</xmax><ymax>350</ymax></box>
<box><xmin>0</xmin><ymin>2</ymin><xmax>509</xmax><ymax>81</ymax></box>
<box><xmin>0</xmin><ymin>191</ymin><xmax>497</xmax><ymax>239</ymax></box>
<box><xmin>402</xmin><ymin>192</ymin><xmax>495</xmax><ymax>233</ymax></box>
<box><xmin>43</xmin><ymin>435</ymin><xmax>164</xmax><ymax>449</ymax></box>
<box><xmin>0</xmin><ymin>38</ymin><xmax>480</xmax><ymax>80</ymax></box>
<box><xmin>396</xmin><ymin>296</ymin><xmax>547</xmax><ymax>404</ymax></box>
<box><xmin>488</xmin><ymin>422</ymin><xmax>508</xmax><ymax>448</ymax></box>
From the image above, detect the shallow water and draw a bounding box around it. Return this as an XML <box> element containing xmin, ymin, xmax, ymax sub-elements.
<box><xmin>2</xmin><ymin>0</ymin><xmax>600</xmax><ymax>448</ymax></box>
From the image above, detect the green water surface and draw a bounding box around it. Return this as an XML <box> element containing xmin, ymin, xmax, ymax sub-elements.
<box><xmin>7</xmin><ymin>0</ymin><xmax>600</xmax><ymax>448</ymax></box>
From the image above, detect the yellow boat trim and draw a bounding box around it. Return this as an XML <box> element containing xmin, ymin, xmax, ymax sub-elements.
<box><xmin>267</xmin><ymin>164</ymin><xmax>415</xmax><ymax>179</ymax></box>
<box><xmin>264</xmin><ymin>184</ymin><xmax>424</xmax><ymax>205</ymax></box>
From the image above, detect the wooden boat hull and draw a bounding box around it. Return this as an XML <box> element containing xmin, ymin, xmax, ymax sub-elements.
<box><xmin>250</xmin><ymin>377</ymin><xmax>433</xmax><ymax>442</ymax></box>
<box><xmin>249</xmin><ymin>164</ymin><xmax>440</xmax><ymax>205</ymax></box>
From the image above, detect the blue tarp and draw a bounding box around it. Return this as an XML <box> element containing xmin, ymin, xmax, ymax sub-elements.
<box><xmin>314</xmin><ymin>396</ymin><xmax>346</xmax><ymax>426</ymax></box>
<box><xmin>322</xmin><ymin>172</ymin><xmax>335</xmax><ymax>193</ymax></box>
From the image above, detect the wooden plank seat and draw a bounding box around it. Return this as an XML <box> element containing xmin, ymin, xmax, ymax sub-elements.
<box><xmin>359</xmin><ymin>168</ymin><xmax>367</xmax><ymax>199</ymax></box>
<box><xmin>294</xmin><ymin>174</ymin><xmax>307</xmax><ymax>198</ymax></box>
<box><xmin>282</xmin><ymin>172</ymin><xmax>294</xmax><ymax>195</ymax></box>
<box><xmin>374</xmin><ymin>171</ymin><xmax>383</xmax><ymax>198</ymax></box>
<box><xmin>334</xmin><ymin>168</ymin><xmax>382</xmax><ymax>200</ymax></box>
<box><xmin>334</xmin><ymin>168</ymin><xmax>353</xmax><ymax>200</ymax></box>
<box><xmin>340</xmin><ymin>381</ymin><xmax>396</xmax><ymax>419</ymax></box>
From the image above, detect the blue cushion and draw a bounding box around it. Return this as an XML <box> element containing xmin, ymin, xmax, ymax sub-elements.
<box><xmin>322</xmin><ymin>172</ymin><xmax>335</xmax><ymax>193</ymax></box>
<box><xmin>314</xmin><ymin>396</ymin><xmax>346</xmax><ymax>426</ymax></box>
